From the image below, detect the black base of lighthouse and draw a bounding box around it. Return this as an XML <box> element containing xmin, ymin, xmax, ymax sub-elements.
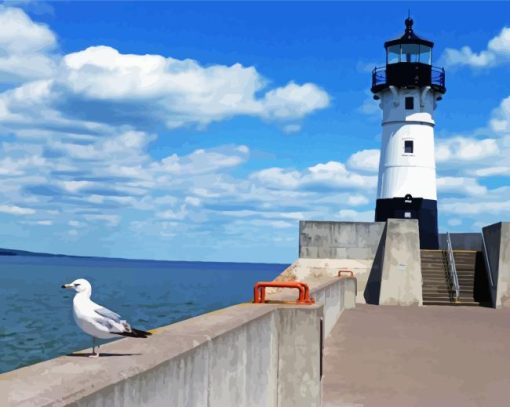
<box><xmin>375</xmin><ymin>196</ymin><xmax>438</xmax><ymax>249</ymax></box>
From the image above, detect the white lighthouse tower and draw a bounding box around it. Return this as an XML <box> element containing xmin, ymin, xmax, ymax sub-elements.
<box><xmin>371</xmin><ymin>17</ymin><xmax>446</xmax><ymax>249</ymax></box>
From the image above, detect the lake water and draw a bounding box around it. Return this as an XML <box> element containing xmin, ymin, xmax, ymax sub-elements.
<box><xmin>0</xmin><ymin>255</ymin><xmax>286</xmax><ymax>374</ymax></box>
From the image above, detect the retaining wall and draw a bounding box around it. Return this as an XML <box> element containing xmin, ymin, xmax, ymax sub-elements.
<box><xmin>299</xmin><ymin>221</ymin><xmax>385</xmax><ymax>259</ymax></box>
<box><xmin>438</xmin><ymin>233</ymin><xmax>482</xmax><ymax>251</ymax></box>
<box><xmin>1</xmin><ymin>277</ymin><xmax>355</xmax><ymax>407</ymax></box>
<box><xmin>483</xmin><ymin>222</ymin><xmax>510</xmax><ymax>308</ymax></box>
<box><xmin>293</xmin><ymin>221</ymin><xmax>385</xmax><ymax>302</ymax></box>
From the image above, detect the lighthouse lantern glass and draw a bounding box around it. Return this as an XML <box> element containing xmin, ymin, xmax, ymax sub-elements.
<box><xmin>387</xmin><ymin>45</ymin><xmax>400</xmax><ymax>64</ymax></box>
<box><xmin>419</xmin><ymin>46</ymin><xmax>431</xmax><ymax>64</ymax></box>
<box><xmin>401</xmin><ymin>44</ymin><xmax>420</xmax><ymax>63</ymax></box>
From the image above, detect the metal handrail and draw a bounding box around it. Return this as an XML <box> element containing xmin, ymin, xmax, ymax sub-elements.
<box><xmin>371</xmin><ymin>64</ymin><xmax>445</xmax><ymax>89</ymax></box>
<box><xmin>446</xmin><ymin>232</ymin><xmax>460</xmax><ymax>302</ymax></box>
<box><xmin>481</xmin><ymin>231</ymin><xmax>495</xmax><ymax>288</ymax></box>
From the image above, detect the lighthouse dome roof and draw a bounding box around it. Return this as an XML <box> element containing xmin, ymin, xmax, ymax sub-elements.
<box><xmin>384</xmin><ymin>17</ymin><xmax>434</xmax><ymax>48</ymax></box>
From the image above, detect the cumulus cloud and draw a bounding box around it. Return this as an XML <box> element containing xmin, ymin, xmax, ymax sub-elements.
<box><xmin>347</xmin><ymin>149</ymin><xmax>380</xmax><ymax>172</ymax></box>
<box><xmin>468</xmin><ymin>166</ymin><xmax>510</xmax><ymax>177</ymax></box>
<box><xmin>0</xmin><ymin>6</ymin><xmax>56</xmax><ymax>83</ymax></box>
<box><xmin>0</xmin><ymin>204</ymin><xmax>35</xmax><ymax>215</ymax></box>
<box><xmin>437</xmin><ymin>176</ymin><xmax>487</xmax><ymax>196</ymax></box>
<box><xmin>0</xmin><ymin>7</ymin><xmax>330</xmax><ymax>134</ymax></box>
<box><xmin>154</xmin><ymin>145</ymin><xmax>249</xmax><ymax>176</ymax></box>
<box><xmin>48</xmin><ymin>46</ymin><xmax>328</xmax><ymax>129</ymax></box>
<box><xmin>435</xmin><ymin>137</ymin><xmax>499</xmax><ymax>162</ymax></box>
<box><xmin>489</xmin><ymin>96</ymin><xmax>510</xmax><ymax>133</ymax></box>
<box><xmin>250</xmin><ymin>161</ymin><xmax>376</xmax><ymax>192</ymax></box>
<box><xmin>441</xmin><ymin>27</ymin><xmax>510</xmax><ymax>69</ymax></box>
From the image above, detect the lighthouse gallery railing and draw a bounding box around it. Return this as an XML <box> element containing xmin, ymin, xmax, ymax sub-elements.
<box><xmin>446</xmin><ymin>232</ymin><xmax>460</xmax><ymax>302</ymax></box>
<box><xmin>371</xmin><ymin>65</ymin><xmax>445</xmax><ymax>89</ymax></box>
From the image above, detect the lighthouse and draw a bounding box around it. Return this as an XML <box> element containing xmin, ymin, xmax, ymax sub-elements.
<box><xmin>371</xmin><ymin>17</ymin><xmax>446</xmax><ymax>249</ymax></box>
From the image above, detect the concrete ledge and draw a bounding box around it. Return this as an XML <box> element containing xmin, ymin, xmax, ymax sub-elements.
<box><xmin>1</xmin><ymin>276</ymin><xmax>356</xmax><ymax>407</ymax></box>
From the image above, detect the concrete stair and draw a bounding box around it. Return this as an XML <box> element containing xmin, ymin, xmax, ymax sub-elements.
<box><xmin>421</xmin><ymin>250</ymin><xmax>452</xmax><ymax>306</ymax></box>
<box><xmin>453</xmin><ymin>251</ymin><xmax>480</xmax><ymax>306</ymax></box>
<box><xmin>420</xmin><ymin>250</ymin><xmax>482</xmax><ymax>306</ymax></box>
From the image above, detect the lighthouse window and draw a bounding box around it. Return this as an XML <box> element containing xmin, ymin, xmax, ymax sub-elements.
<box><xmin>401</xmin><ymin>44</ymin><xmax>420</xmax><ymax>63</ymax></box>
<box><xmin>405</xmin><ymin>97</ymin><xmax>414</xmax><ymax>110</ymax></box>
<box><xmin>404</xmin><ymin>140</ymin><xmax>414</xmax><ymax>154</ymax></box>
<box><xmin>419</xmin><ymin>45</ymin><xmax>432</xmax><ymax>64</ymax></box>
<box><xmin>387</xmin><ymin>45</ymin><xmax>401</xmax><ymax>64</ymax></box>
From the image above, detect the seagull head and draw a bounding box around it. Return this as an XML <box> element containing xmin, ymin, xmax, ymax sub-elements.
<box><xmin>62</xmin><ymin>278</ymin><xmax>92</xmax><ymax>294</ymax></box>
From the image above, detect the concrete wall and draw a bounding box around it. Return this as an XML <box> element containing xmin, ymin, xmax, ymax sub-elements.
<box><xmin>272</xmin><ymin>258</ymin><xmax>371</xmax><ymax>304</ymax></box>
<box><xmin>483</xmin><ymin>222</ymin><xmax>510</xmax><ymax>308</ymax></box>
<box><xmin>294</xmin><ymin>221</ymin><xmax>385</xmax><ymax>303</ymax></box>
<box><xmin>299</xmin><ymin>221</ymin><xmax>385</xmax><ymax>259</ymax></box>
<box><xmin>1</xmin><ymin>277</ymin><xmax>355</xmax><ymax>407</ymax></box>
<box><xmin>438</xmin><ymin>233</ymin><xmax>482</xmax><ymax>251</ymax></box>
<box><xmin>280</xmin><ymin>219</ymin><xmax>421</xmax><ymax>306</ymax></box>
<box><xmin>378</xmin><ymin>219</ymin><xmax>422</xmax><ymax>306</ymax></box>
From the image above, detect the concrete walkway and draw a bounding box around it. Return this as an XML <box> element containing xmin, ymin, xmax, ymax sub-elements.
<box><xmin>322</xmin><ymin>304</ymin><xmax>510</xmax><ymax>407</ymax></box>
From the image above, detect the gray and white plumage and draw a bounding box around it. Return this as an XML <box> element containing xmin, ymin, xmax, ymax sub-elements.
<box><xmin>62</xmin><ymin>278</ymin><xmax>151</xmax><ymax>357</ymax></box>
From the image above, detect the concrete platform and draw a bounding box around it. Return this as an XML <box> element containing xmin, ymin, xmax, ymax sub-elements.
<box><xmin>322</xmin><ymin>304</ymin><xmax>510</xmax><ymax>407</ymax></box>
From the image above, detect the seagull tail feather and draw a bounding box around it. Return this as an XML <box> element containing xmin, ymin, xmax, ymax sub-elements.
<box><xmin>113</xmin><ymin>328</ymin><xmax>152</xmax><ymax>338</ymax></box>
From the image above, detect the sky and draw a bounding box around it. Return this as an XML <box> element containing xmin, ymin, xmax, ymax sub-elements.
<box><xmin>1</xmin><ymin>1</ymin><xmax>510</xmax><ymax>263</ymax></box>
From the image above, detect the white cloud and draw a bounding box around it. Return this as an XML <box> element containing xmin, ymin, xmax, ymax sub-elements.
<box><xmin>0</xmin><ymin>204</ymin><xmax>35</xmax><ymax>215</ymax></box>
<box><xmin>51</xmin><ymin>46</ymin><xmax>329</xmax><ymax>129</ymax></box>
<box><xmin>490</xmin><ymin>96</ymin><xmax>510</xmax><ymax>133</ymax></box>
<box><xmin>155</xmin><ymin>145</ymin><xmax>249</xmax><ymax>176</ymax></box>
<box><xmin>0</xmin><ymin>8</ymin><xmax>330</xmax><ymax>135</ymax></box>
<box><xmin>83</xmin><ymin>214</ymin><xmax>120</xmax><ymax>226</ymax></box>
<box><xmin>441</xmin><ymin>200</ymin><xmax>510</xmax><ymax>216</ymax></box>
<box><xmin>468</xmin><ymin>166</ymin><xmax>510</xmax><ymax>177</ymax></box>
<box><xmin>0</xmin><ymin>7</ymin><xmax>56</xmax><ymax>83</ymax></box>
<box><xmin>251</xmin><ymin>167</ymin><xmax>301</xmax><ymax>189</ymax></box>
<box><xmin>250</xmin><ymin>161</ymin><xmax>376</xmax><ymax>191</ymax></box>
<box><xmin>347</xmin><ymin>149</ymin><xmax>380</xmax><ymax>172</ymax></box>
<box><xmin>358</xmin><ymin>91</ymin><xmax>379</xmax><ymax>116</ymax></box>
<box><xmin>261</xmin><ymin>82</ymin><xmax>329</xmax><ymax>120</ymax></box>
<box><xmin>437</xmin><ymin>176</ymin><xmax>487</xmax><ymax>196</ymax></box>
<box><xmin>337</xmin><ymin>209</ymin><xmax>374</xmax><ymax>222</ymax></box>
<box><xmin>435</xmin><ymin>137</ymin><xmax>499</xmax><ymax>162</ymax></box>
<box><xmin>441</xmin><ymin>27</ymin><xmax>510</xmax><ymax>69</ymax></box>
<box><xmin>346</xmin><ymin>194</ymin><xmax>369</xmax><ymax>206</ymax></box>
<box><xmin>305</xmin><ymin>161</ymin><xmax>376</xmax><ymax>189</ymax></box>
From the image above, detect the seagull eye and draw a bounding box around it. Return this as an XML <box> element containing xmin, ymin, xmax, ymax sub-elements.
<box><xmin>75</xmin><ymin>283</ymin><xmax>81</xmax><ymax>287</ymax></box>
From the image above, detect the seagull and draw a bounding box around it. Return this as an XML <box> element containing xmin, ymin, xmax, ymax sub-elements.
<box><xmin>62</xmin><ymin>278</ymin><xmax>152</xmax><ymax>357</ymax></box>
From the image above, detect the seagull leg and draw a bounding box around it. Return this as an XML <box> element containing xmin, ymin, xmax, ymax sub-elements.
<box><xmin>89</xmin><ymin>337</ymin><xmax>99</xmax><ymax>358</ymax></box>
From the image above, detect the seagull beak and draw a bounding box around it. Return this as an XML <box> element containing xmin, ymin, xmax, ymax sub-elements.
<box><xmin>62</xmin><ymin>284</ymin><xmax>73</xmax><ymax>289</ymax></box>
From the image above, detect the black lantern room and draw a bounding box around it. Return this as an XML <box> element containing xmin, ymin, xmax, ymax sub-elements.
<box><xmin>371</xmin><ymin>17</ymin><xmax>446</xmax><ymax>94</ymax></box>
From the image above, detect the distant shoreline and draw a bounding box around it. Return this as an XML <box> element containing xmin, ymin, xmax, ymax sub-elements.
<box><xmin>0</xmin><ymin>247</ymin><xmax>288</xmax><ymax>266</ymax></box>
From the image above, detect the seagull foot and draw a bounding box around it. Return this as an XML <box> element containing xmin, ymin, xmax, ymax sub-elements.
<box><xmin>89</xmin><ymin>352</ymin><xmax>100</xmax><ymax>358</ymax></box>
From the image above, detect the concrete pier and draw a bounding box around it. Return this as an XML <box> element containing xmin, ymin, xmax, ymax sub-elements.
<box><xmin>322</xmin><ymin>304</ymin><xmax>510</xmax><ymax>406</ymax></box>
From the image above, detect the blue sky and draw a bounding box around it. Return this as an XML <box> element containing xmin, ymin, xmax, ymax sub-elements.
<box><xmin>1</xmin><ymin>1</ymin><xmax>510</xmax><ymax>262</ymax></box>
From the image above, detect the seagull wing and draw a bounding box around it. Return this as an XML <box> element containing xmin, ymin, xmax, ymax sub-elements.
<box><xmin>93</xmin><ymin>304</ymin><xmax>122</xmax><ymax>323</ymax></box>
<box><xmin>93</xmin><ymin>316</ymin><xmax>116</xmax><ymax>331</ymax></box>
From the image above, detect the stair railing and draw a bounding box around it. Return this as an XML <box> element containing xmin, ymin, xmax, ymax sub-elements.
<box><xmin>446</xmin><ymin>232</ymin><xmax>460</xmax><ymax>302</ymax></box>
<box><xmin>481</xmin><ymin>232</ymin><xmax>495</xmax><ymax>288</ymax></box>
